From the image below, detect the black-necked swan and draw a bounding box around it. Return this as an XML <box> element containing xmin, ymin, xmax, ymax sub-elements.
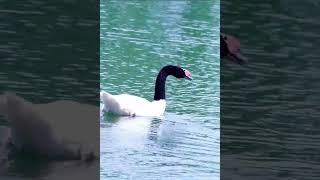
<box><xmin>221</xmin><ymin>33</ymin><xmax>247</xmax><ymax>64</ymax></box>
<box><xmin>0</xmin><ymin>92</ymin><xmax>99</xmax><ymax>161</ymax></box>
<box><xmin>100</xmin><ymin>65</ymin><xmax>192</xmax><ymax>117</ymax></box>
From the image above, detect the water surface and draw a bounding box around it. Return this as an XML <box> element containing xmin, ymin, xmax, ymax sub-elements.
<box><xmin>100</xmin><ymin>0</ymin><xmax>220</xmax><ymax>179</ymax></box>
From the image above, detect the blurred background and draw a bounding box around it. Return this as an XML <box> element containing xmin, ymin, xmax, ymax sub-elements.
<box><xmin>0</xmin><ymin>0</ymin><xmax>99</xmax><ymax>179</ymax></box>
<box><xmin>221</xmin><ymin>0</ymin><xmax>320</xmax><ymax>179</ymax></box>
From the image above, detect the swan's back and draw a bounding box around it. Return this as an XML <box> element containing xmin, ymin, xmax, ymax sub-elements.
<box><xmin>100</xmin><ymin>91</ymin><xmax>166</xmax><ymax>116</ymax></box>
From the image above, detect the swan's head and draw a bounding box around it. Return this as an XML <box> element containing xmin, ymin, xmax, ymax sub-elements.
<box><xmin>168</xmin><ymin>66</ymin><xmax>192</xmax><ymax>80</ymax></box>
<box><xmin>221</xmin><ymin>33</ymin><xmax>247</xmax><ymax>64</ymax></box>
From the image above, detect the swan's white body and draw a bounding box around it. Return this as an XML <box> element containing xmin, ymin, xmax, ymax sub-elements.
<box><xmin>0</xmin><ymin>93</ymin><xmax>99</xmax><ymax>160</ymax></box>
<box><xmin>100</xmin><ymin>91</ymin><xmax>166</xmax><ymax>117</ymax></box>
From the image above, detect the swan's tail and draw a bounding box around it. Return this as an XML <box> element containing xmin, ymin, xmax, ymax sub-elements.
<box><xmin>100</xmin><ymin>90</ymin><xmax>111</xmax><ymax>103</ymax></box>
<box><xmin>100</xmin><ymin>91</ymin><xmax>121</xmax><ymax>113</ymax></box>
<box><xmin>100</xmin><ymin>91</ymin><xmax>113</xmax><ymax>112</ymax></box>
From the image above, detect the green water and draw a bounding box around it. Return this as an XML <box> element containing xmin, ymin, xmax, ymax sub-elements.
<box><xmin>100</xmin><ymin>0</ymin><xmax>220</xmax><ymax>179</ymax></box>
<box><xmin>221</xmin><ymin>0</ymin><xmax>320</xmax><ymax>179</ymax></box>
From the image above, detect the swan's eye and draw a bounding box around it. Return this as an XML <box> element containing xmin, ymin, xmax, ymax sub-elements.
<box><xmin>223</xmin><ymin>36</ymin><xmax>227</xmax><ymax>40</ymax></box>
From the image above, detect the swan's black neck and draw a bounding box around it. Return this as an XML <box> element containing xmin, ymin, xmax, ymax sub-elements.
<box><xmin>154</xmin><ymin>66</ymin><xmax>178</xmax><ymax>100</ymax></box>
<box><xmin>154</xmin><ymin>70</ymin><xmax>168</xmax><ymax>100</ymax></box>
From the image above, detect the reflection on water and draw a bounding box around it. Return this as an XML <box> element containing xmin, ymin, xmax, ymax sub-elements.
<box><xmin>222</xmin><ymin>0</ymin><xmax>320</xmax><ymax>179</ymax></box>
<box><xmin>101</xmin><ymin>113</ymin><xmax>218</xmax><ymax>179</ymax></box>
<box><xmin>101</xmin><ymin>0</ymin><xmax>219</xmax><ymax>179</ymax></box>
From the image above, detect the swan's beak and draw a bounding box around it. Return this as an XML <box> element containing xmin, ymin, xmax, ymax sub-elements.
<box><xmin>185</xmin><ymin>76</ymin><xmax>192</xmax><ymax>80</ymax></box>
<box><xmin>183</xmin><ymin>69</ymin><xmax>192</xmax><ymax>80</ymax></box>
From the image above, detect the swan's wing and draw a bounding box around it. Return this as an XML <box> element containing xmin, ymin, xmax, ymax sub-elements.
<box><xmin>113</xmin><ymin>94</ymin><xmax>152</xmax><ymax>116</ymax></box>
<box><xmin>100</xmin><ymin>92</ymin><xmax>163</xmax><ymax>116</ymax></box>
<box><xmin>115</xmin><ymin>94</ymin><xmax>150</xmax><ymax>105</ymax></box>
<box><xmin>115</xmin><ymin>94</ymin><xmax>166</xmax><ymax>116</ymax></box>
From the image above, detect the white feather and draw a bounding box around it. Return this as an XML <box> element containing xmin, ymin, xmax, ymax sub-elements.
<box><xmin>100</xmin><ymin>91</ymin><xmax>166</xmax><ymax>117</ymax></box>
